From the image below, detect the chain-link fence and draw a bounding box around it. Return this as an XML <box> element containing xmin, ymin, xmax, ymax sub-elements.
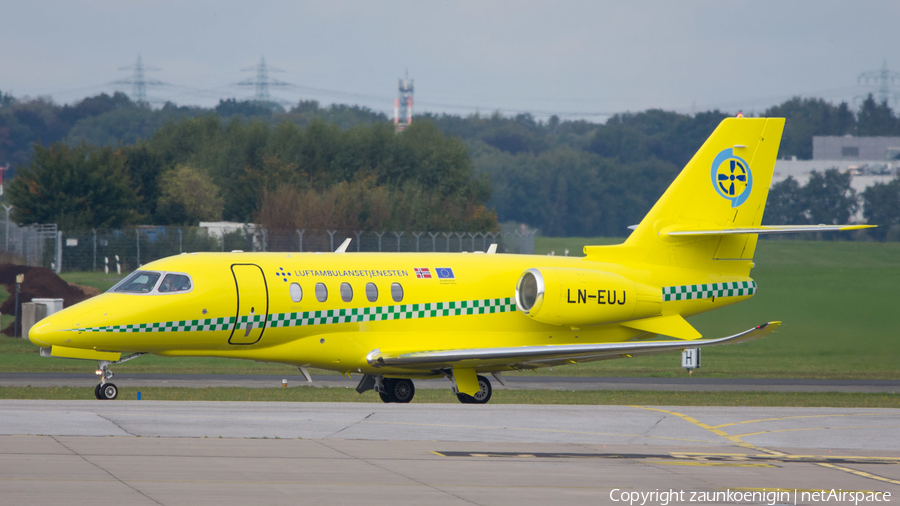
<box><xmin>5</xmin><ymin>224</ymin><xmax>536</xmax><ymax>273</ymax></box>
<box><xmin>0</xmin><ymin>221</ymin><xmax>62</xmax><ymax>270</ymax></box>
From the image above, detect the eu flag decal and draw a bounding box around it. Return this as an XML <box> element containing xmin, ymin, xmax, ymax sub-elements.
<box><xmin>435</xmin><ymin>268</ymin><xmax>455</xmax><ymax>279</ymax></box>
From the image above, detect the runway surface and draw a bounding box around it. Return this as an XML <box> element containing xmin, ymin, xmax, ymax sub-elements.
<box><xmin>3</xmin><ymin>372</ymin><xmax>899</xmax><ymax>392</ymax></box>
<box><xmin>1</xmin><ymin>400</ymin><xmax>899</xmax><ymax>505</ymax></box>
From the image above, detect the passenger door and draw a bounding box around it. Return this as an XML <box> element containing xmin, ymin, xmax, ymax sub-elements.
<box><xmin>229</xmin><ymin>264</ymin><xmax>269</xmax><ymax>345</ymax></box>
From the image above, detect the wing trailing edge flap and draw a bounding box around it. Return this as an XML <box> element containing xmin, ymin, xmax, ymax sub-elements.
<box><xmin>365</xmin><ymin>322</ymin><xmax>780</xmax><ymax>369</ymax></box>
<box><xmin>619</xmin><ymin>314</ymin><xmax>701</xmax><ymax>341</ymax></box>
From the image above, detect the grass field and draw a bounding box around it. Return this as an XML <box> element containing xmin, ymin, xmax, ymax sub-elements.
<box><xmin>1</xmin><ymin>386</ymin><xmax>897</xmax><ymax>407</ymax></box>
<box><xmin>1</xmin><ymin>239</ymin><xmax>897</xmax><ymax>381</ymax></box>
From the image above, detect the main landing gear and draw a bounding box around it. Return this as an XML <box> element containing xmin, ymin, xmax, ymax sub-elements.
<box><xmin>93</xmin><ymin>354</ymin><xmax>144</xmax><ymax>400</ymax></box>
<box><xmin>456</xmin><ymin>375</ymin><xmax>492</xmax><ymax>404</ymax></box>
<box><xmin>355</xmin><ymin>373</ymin><xmax>494</xmax><ymax>404</ymax></box>
<box><xmin>377</xmin><ymin>377</ymin><xmax>416</xmax><ymax>403</ymax></box>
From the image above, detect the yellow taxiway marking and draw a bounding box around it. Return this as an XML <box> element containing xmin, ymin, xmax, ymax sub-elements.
<box><xmin>671</xmin><ymin>452</ymin><xmax>900</xmax><ymax>463</ymax></box>
<box><xmin>816</xmin><ymin>463</ymin><xmax>900</xmax><ymax>486</ymax></box>
<box><xmin>627</xmin><ymin>405</ymin><xmax>785</xmax><ymax>453</ymax></box>
<box><xmin>710</xmin><ymin>412</ymin><xmax>898</xmax><ymax>429</ymax></box>
<box><xmin>647</xmin><ymin>460</ymin><xmax>774</xmax><ymax>468</ymax></box>
<box><xmin>735</xmin><ymin>424</ymin><xmax>900</xmax><ymax>440</ymax></box>
<box><xmin>629</xmin><ymin>405</ymin><xmax>900</xmax><ymax>487</ymax></box>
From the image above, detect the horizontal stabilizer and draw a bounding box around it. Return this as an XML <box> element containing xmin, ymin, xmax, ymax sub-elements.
<box><xmin>663</xmin><ymin>224</ymin><xmax>875</xmax><ymax>237</ymax></box>
<box><xmin>620</xmin><ymin>314</ymin><xmax>701</xmax><ymax>340</ymax></box>
<box><xmin>366</xmin><ymin>322</ymin><xmax>780</xmax><ymax>369</ymax></box>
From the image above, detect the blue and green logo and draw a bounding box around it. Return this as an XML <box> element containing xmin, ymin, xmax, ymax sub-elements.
<box><xmin>710</xmin><ymin>148</ymin><xmax>752</xmax><ymax>207</ymax></box>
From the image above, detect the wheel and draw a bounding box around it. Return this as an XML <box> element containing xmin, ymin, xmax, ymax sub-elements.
<box><xmin>456</xmin><ymin>393</ymin><xmax>473</xmax><ymax>404</ymax></box>
<box><xmin>99</xmin><ymin>383</ymin><xmax>118</xmax><ymax>400</ymax></box>
<box><xmin>378</xmin><ymin>378</ymin><xmax>396</xmax><ymax>403</ymax></box>
<box><xmin>94</xmin><ymin>383</ymin><xmax>103</xmax><ymax>400</ymax></box>
<box><xmin>389</xmin><ymin>378</ymin><xmax>415</xmax><ymax>403</ymax></box>
<box><xmin>378</xmin><ymin>379</ymin><xmax>415</xmax><ymax>403</ymax></box>
<box><xmin>457</xmin><ymin>375</ymin><xmax>492</xmax><ymax>404</ymax></box>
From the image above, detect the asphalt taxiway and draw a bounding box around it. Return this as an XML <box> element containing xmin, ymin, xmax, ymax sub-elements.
<box><xmin>1</xmin><ymin>401</ymin><xmax>898</xmax><ymax>505</ymax></box>
<box><xmin>3</xmin><ymin>372</ymin><xmax>899</xmax><ymax>392</ymax></box>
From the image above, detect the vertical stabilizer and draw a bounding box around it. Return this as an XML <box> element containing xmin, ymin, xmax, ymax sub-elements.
<box><xmin>589</xmin><ymin>117</ymin><xmax>785</xmax><ymax>270</ymax></box>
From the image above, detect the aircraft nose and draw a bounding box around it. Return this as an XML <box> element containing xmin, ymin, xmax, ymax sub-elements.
<box><xmin>28</xmin><ymin>316</ymin><xmax>58</xmax><ymax>347</ymax></box>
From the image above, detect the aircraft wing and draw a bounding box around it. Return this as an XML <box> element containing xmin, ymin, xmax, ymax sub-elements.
<box><xmin>366</xmin><ymin>322</ymin><xmax>779</xmax><ymax>370</ymax></box>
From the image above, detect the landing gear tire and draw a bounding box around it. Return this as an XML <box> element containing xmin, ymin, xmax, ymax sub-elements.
<box><xmin>98</xmin><ymin>383</ymin><xmax>118</xmax><ymax>400</ymax></box>
<box><xmin>94</xmin><ymin>383</ymin><xmax>103</xmax><ymax>400</ymax></box>
<box><xmin>456</xmin><ymin>375</ymin><xmax>492</xmax><ymax>404</ymax></box>
<box><xmin>379</xmin><ymin>378</ymin><xmax>415</xmax><ymax>403</ymax></box>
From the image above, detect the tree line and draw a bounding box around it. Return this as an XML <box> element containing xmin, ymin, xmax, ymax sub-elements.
<box><xmin>8</xmin><ymin>116</ymin><xmax>495</xmax><ymax>233</ymax></box>
<box><xmin>2</xmin><ymin>90</ymin><xmax>899</xmax><ymax>239</ymax></box>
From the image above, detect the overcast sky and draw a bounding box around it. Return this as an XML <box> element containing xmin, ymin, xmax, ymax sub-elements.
<box><xmin>3</xmin><ymin>0</ymin><xmax>899</xmax><ymax>119</ymax></box>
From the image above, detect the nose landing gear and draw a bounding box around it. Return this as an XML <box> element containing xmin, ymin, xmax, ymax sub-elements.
<box><xmin>94</xmin><ymin>361</ymin><xmax>118</xmax><ymax>400</ymax></box>
<box><xmin>93</xmin><ymin>353</ymin><xmax>144</xmax><ymax>400</ymax></box>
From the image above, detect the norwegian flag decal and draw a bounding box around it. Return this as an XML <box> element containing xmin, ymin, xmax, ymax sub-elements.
<box><xmin>414</xmin><ymin>267</ymin><xmax>432</xmax><ymax>279</ymax></box>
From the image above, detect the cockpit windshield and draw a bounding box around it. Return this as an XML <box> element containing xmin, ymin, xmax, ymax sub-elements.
<box><xmin>158</xmin><ymin>273</ymin><xmax>192</xmax><ymax>293</ymax></box>
<box><xmin>113</xmin><ymin>271</ymin><xmax>161</xmax><ymax>293</ymax></box>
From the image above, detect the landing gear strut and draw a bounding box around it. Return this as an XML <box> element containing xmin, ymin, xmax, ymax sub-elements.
<box><xmin>94</xmin><ymin>361</ymin><xmax>118</xmax><ymax>400</ymax></box>
<box><xmin>93</xmin><ymin>353</ymin><xmax>144</xmax><ymax>400</ymax></box>
<box><xmin>377</xmin><ymin>378</ymin><xmax>416</xmax><ymax>403</ymax></box>
<box><xmin>456</xmin><ymin>375</ymin><xmax>492</xmax><ymax>404</ymax></box>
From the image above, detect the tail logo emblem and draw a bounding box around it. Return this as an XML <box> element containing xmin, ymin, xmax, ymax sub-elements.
<box><xmin>710</xmin><ymin>148</ymin><xmax>753</xmax><ymax>207</ymax></box>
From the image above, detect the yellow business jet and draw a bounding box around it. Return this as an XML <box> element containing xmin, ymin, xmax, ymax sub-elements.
<box><xmin>28</xmin><ymin>117</ymin><xmax>871</xmax><ymax>403</ymax></box>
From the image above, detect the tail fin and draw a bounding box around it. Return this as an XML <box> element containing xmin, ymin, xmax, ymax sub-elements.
<box><xmin>587</xmin><ymin>117</ymin><xmax>785</xmax><ymax>271</ymax></box>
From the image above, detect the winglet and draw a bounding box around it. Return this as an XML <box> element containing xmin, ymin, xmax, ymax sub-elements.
<box><xmin>335</xmin><ymin>238</ymin><xmax>352</xmax><ymax>253</ymax></box>
<box><xmin>620</xmin><ymin>314</ymin><xmax>702</xmax><ymax>340</ymax></box>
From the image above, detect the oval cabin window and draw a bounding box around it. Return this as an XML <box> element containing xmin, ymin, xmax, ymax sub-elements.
<box><xmin>315</xmin><ymin>283</ymin><xmax>328</xmax><ymax>302</ymax></box>
<box><xmin>391</xmin><ymin>282</ymin><xmax>403</xmax><ymax>302</ymax></box>
<box><xmin>289</xmin><ymin>283</ymin><xmax>302</xmax><ymax>302</ymax></box>
<box><xmin>365</xmin><ymin>282</ymin><xmax>378</xmax><ymax>302</ymax></box>
<box><xmin>340</xmin><ymin>282</ymin><xmax>353</xmax><ymax>302</ymax></box>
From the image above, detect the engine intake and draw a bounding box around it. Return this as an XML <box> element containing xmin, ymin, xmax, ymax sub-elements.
<box><xmin>515</xmin><ymin>267</ymin><xmax>661</xmax><ymax>327</ymax></box>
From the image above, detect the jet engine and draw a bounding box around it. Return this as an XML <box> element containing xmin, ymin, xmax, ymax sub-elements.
<box><xmin>515</xmin><ymin>267</ymin><xmax>661</xmax><ymax>327</ymax></box>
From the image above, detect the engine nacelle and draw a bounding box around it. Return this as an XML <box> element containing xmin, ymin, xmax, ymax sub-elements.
<box><xmin>515</xmin><ymin>267</ymin><xmax>662</xmax><ymax>327</ymax></box>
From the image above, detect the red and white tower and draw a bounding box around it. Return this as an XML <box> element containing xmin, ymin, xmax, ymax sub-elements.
<box><xmin>394</xmin><ymin>70</ymin><xmax>414</xmax><ymax>132</ymax></box>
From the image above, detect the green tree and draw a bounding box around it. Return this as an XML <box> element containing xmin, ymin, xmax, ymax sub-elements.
<box><xmin>8</xmin><ymin>143</ymin><xmax>138</xmax><ymax>229</ymax></box>
<box><xmin>764</xmin><ymin>97</ymin><xmax>856</xmax><ymax>159</ymax></box>
<box><xmin>803</xmin><ymin>169</ymin><xmax>858</xmax><ymax>227</ymax></box>
<box><xmin>862</xmin><ymin>177</ymin><xmax>900</xmax><ymax>240</ymax></box>
<box><xmin>763</xmin><ymin>177</ymin><xmax>807</xmax><ymax>225</ymax></box>
<box><xmin>857</xmin><ymin>95</ymin><xmax>898</xmax><ymax>136</ymax></box>
<box><xmin>156</xmin><ymin>164</ymin><xmax>224</xmax><ymax>225</ymax></box>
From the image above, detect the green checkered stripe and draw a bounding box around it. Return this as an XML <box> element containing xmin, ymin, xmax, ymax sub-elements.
<box><xmin>268</xmin><ymin>297</ymin><xmax>517</xmax><ymax>328</ymax></box>
<box><xmin>71</xmin><ymin>297</ymin><xmax>517</xmax><ymax>333</ymax></box>
<box><xmin>662</xmin><ymin>281</ymin><xmax>757</xmax><ymax>302</ymax></box>
<box><xmin>76</xmin><ymin>317</ymin><xmax>236</xmax><ymax>333</ymax></box>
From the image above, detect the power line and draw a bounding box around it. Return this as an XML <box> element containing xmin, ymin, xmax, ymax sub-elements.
<box><xmin>857</xmin><ymin>60</ymin><xmax>900</xmax><ymax>105</ymax></box>
<box><xmin>113</xmin><ymin>54</ymin><xmax>165</xmax><ymax>104</ymax></box>
<box><xmin>236</xmin><ymin>56</ymin><xmax>293</xmax><ymax>103</ymax></box>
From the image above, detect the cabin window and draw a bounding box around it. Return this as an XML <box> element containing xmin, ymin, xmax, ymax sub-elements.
<box><xmin>391</xmin><ymin>282</ymin><xmax>403</xmax><ymax>302</ymax></box>
<box><xmin>114</xmin><ymin>271</ymin><xmax>161</xmax><ymax>293</ymax></box>
<box><xmin>289</xmin><ymin>283</ymin><xmax>302</xmax><ymax>302</ymax></box>
<box><xmin>340</xmin><ymin>282</ymin><xmax>353</xmax><ymax>302</ymax></box>
<box><xmin>158</xmin><ymin>273</ymin><xmax>192</xmax><ymax>293</ymax></box>
<box><xmin>365</xmin><ymin>282</ymin><xmax>378</xmax><ymax>302</ymax></box>
<box><xmin>315</xmin><ymin>283</ymin><xmax>328</xmax><ymax>302</ymax></box>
